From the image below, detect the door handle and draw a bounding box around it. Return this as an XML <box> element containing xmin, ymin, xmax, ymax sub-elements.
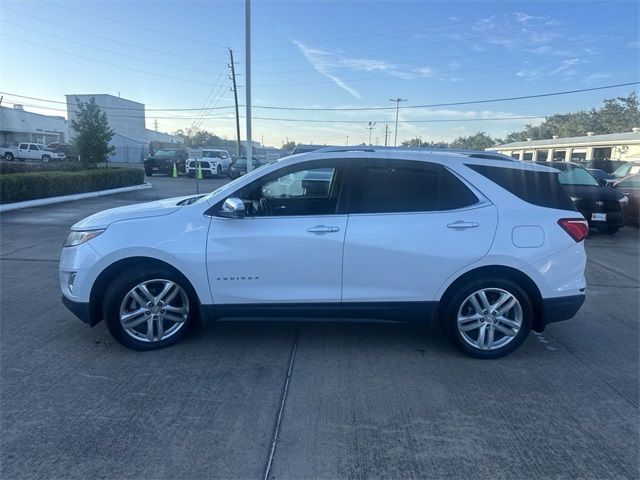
<box><xmin>307</xmin><ymin>225</ymin><xmax>340</xmax><ymax>234</ymax></box>
<box><xmin>447</xmin><ymin>221</ymin><xmax>479</xmax><ymax>229</ymax></box>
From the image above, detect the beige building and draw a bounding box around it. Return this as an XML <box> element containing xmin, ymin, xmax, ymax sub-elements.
<box><xmin>486</xmin><ymin>128</ymin><xmax>640</xmax><ymax>162</ymax></box>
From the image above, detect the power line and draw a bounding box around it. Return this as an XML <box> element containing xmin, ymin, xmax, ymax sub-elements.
<box><xmin>1</xmin><ymin>5</ymin><xmax>230</xmax><ymax>65</ymax></box>
<box><xmin>2</xmin><ymin>81</ymin><xmax>638</xmax><ymax>114</ymax></box>
<box><xmin>1</xmin><ymin>33</ymin><xmax>218</xmax><ymax>86</ymax></box>
<box><xmin>0</xmin><ymin>19</ymin><xmax>228</xmax><ymax>76</ymax></box>
<box><xmin>40</xmin><ymin>0</ymin><xmax>231</xmax><ymax>50</ymax></box>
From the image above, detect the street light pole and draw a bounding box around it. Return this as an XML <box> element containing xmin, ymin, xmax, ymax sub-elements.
<box><xmin>245</xmin><ymin>0</ymin><xmax>253</xmax><ymax>172</ymax></box>
<box><xmin>389</xmin><ymin>98</ymin><xmax>406</xmax><ymax>146</ymax></box>
<box><xmin>367</xmin><ymin>121</ymin><xmax>376</xmax><ymax>146</ymax></box>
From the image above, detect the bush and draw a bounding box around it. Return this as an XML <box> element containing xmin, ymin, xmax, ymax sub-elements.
<box><xmin>0</xmin><ymin>168</ymin><xmax>144</xmax><ymax>204</ymax></box>
<box><xmin>0</xmin><ymin>162</ymin><xmax>87</xmax><ymax>175</ymax></box>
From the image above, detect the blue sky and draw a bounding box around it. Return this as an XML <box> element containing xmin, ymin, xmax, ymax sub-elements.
<box><xmin>1</xmin><ymin>0</ymin><xmax>638</xmax><ymax>146</ymax></box>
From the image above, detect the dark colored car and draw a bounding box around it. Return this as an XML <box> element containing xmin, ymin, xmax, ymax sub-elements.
<box><xmin>144</xmin><ymin>149</ymin><xmax>189</xmax><ymax>176</ymax></box>
<box><xmin>613</xmin><ymin>174</ymin><xmax>640</xmax><ymax>226</ymax></box>
<box><xmin>45</xmin><ymin>142</ymin><xmax>77</xmax><ymax>161</ymax></box>
<box><xmin>539</xmin><ymin>161</ymin><xmax>627</xmax><ymax>234</ymax></box>
<box><xmin>583</xmin><ymin>158</ymin><xmax>627</xmax><ymax>174</ymax></box>
<box><xmin>611</xmin><ymin>161</ymin><xmax>640</xmax><ymax>181</ymax></box>
<box><xmin>586</xmin><ymin>168</ymin><xmax>612</xmax><ymax>185</ymax></box>
<box><xmin>229</xmin><ymin>157</ymin><xmax>261</xmax><ymax>179</ymax></box>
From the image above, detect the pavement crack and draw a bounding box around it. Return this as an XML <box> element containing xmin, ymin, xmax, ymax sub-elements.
<box><xmin>0</xmin><ymin>257</ymin><xmax>58</xmax><ymax>263</ymax></box>
<box><xmin>263</xmin><ymin>324</ymin><xmax>300</xmax><ymax>480</ymax></box>
<box><xmin>587</xmin><ymin>258</ymin><xmax>639</xmax><ymax>284</ymax></box>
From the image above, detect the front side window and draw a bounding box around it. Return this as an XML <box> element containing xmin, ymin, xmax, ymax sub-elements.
<box><xmin>236</xmin><ymin>165</ymin><xmax>343</xmax><ymax>217</ymax></box>
<box><xmin>350</xmin><ymin>160</ymin><xmax>478</xmax><ymax>214</ymax></box>
<box><xmin>29</xmin><ymin>144</ymin><xmax>39</xmax><ymax>151</ymax></box>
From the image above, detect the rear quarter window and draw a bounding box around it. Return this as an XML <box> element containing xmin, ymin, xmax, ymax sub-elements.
<box><xmin>466</xmin><ymin>164</ymin><xmax>576</xmax><ymax>211</ymax></box>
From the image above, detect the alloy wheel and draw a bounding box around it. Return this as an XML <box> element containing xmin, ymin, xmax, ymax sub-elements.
<box><xmin>456</xmin><ymin>288</ymin><xmax>523</xmax><ymax>351</ymax></box>
<box><xmin>119</xmin><ymin>279</ymin><xmax>189</xmax><ymax>343</ymax></box>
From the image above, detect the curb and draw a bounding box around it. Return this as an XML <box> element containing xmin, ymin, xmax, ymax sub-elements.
<box><xmin>0</xmin><ymin>183</ymin><xmax>153</xmax><ymax>213</ymax></box>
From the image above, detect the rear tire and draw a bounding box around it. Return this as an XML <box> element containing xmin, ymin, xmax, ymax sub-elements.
<box><xmin>441</xmin><ymin>277</ymin><xmax>532</xmax><ymax>359</ymax></box>
<box><xmin>103</xmin><ymin>267</ymin><xmax>196</xmax><ymax>351</ymax></box>
<box><xmin>4</xmin><ymin>153</ymin><xmax>14</xmax><ymax>161</ymax></box>
<box><xmin>144</xmin><ymin>167</ymin><xmax>153</xmax><ymax>177</ymax></box>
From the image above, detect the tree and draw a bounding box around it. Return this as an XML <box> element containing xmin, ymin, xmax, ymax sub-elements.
<box><xmin>450</xmin><ymin>131</ymin><xmax>499</xmax><ymax>150</ymax></box>
<box><xmin>70</xmin><ymin>97</ymin><xmax>115</xmax><ymax>166</ymax></box>
<box><xmin>174</xmin><ymin>127</ymin><xmax>238</xmax><ymax>151</ymax></box>
<box><xmin>401</xmin><ymin>138</ymin><xmax>448</xmax><ymax>148</ymax></box>
<box><xmin>281</xmin><ymin>141</ymin><xmax>296</xmax><ymax>152</ymax></box>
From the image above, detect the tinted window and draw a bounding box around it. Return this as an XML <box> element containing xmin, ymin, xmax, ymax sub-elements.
<box><xmin>553</xmin><ymin>164</ymin><xmax>599</xmax><ymax>186</ymax></box>
<box><xmin>467</xmin><ymin>164</ymin><xmax>576</xmax><ymax>211</ymax></box>
<box><xmin>351</xmin><ymin>161</ymin><xmax>478</xmax><ymax>214</ymax></box>
<box><xmin>19</xmin><ymin>143</ymin><xmax>27</xmax><ymax>149</ymax></box>
<box><xmin>29</xmin><ymin>144</ymin><xmax>39</xmax><ymax>151</ymax></box>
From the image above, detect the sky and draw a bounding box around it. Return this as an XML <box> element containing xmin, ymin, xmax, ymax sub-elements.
<box><xmin>0</xmin><ymin>0</ymin><xmax>638</xmax><ymax>147</ymax></box>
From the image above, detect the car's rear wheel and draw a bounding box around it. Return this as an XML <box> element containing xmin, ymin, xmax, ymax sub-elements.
<box><xmin>442</xmin><ymin>278</ymin><xmax>532</xmax><ymax>359</ymax></box>
<box><xmin>144</xmin><ymin>167</ymin><xmax>153</xmax><ymax>177</ymax></box>
<box><xmin>4</xmin><ymin>152</ymin><xmax>14</xmax><ymax>161</ymax></box>
<box><xmin>103</xmin><ymin>268</ymin><xmax>195</xmax><ymax>350</ymax></box>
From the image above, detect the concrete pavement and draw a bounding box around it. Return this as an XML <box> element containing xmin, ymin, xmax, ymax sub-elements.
<box><xmin>1</xmin><ymin>175</ymin><xmax>638</xmax><ymax>479</ymax></box>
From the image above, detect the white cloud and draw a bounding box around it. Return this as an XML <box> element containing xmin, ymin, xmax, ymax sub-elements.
<box><xmin>585</xmin><ymin>72</ymin><xmax>613</xmax><ymax>83</ymax></box>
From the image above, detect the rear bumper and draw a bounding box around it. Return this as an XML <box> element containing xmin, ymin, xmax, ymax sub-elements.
<box><xmin>62</xmin><ymin>296</ymin><xmax>99</xmax><ymax>326</ymax></box>
<box><xmin>541</xmin><ymin>293</ymin><xmax>585</xmax><ymax>327</ymax></box>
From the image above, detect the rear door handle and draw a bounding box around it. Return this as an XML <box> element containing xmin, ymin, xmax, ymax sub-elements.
<box><xmin>447</xmin><ymin>221</ymin><xmax>479</xmax><ymax>229</ymax></box>
<box><xmin>307</xmin><ymin>225</ymin><xmax>340</xmax><ymax>234</ymax></box>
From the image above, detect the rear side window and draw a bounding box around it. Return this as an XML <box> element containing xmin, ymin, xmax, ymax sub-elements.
<box><xmin>350</xmin><ymin>161</ymin><xmax>478</xmax><ymax>214</ymax></box>
<box><xmin>467</xmin><ymin>164</ymin><xmax>576</xmax><ymax>211</ymax></box>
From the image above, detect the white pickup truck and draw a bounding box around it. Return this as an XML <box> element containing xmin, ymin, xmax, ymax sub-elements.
<box><xmin>2</xmin><ymin>143</ymin><xmax>66</xmax><ymax>162</ymax></box>
<box><xmin>185</xmin><ymin>149</ymin><xmax>232</xmax><ymax>178</ymax></box>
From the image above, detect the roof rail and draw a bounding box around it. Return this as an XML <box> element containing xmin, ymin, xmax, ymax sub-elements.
<box><xmin>307</xmin><ymin>145</ymin><xmax>515</xmax><ymax>161</ymax></box>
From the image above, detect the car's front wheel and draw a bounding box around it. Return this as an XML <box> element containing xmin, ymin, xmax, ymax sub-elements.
<box><xmin>216</xmin><ymin>164</ymin><xmax>222</xmax><ymax>178</ymax></box>
<box><xmin>103</xmin><ymin>267</ymin><xmax>195</xmax><ymax>350</ymax></box>
<box><xmin>144</xmin><ymin>167</ymin><xmax>153</xmax><ymax>176</ymax></box>
<box><xmin>42</xmin><ymin>155</ymin><xmax>51</xmax><ymax>163</ymax></box>
<box><xmin>442</xmin><ymin>278</ymin><xmax>532</xmax><ymax>359</ymax></box>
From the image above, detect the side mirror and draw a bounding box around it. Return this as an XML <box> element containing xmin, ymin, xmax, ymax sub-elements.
<box><xmin>217</xmin><ymin>197</ymin><xmax>246</xmax><ymax>219</ymax></box>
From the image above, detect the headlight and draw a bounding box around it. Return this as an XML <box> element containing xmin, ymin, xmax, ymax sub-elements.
<box><xmin>619</xmin><ymin>195</ymin><xmax>629</xmax><ymax>206</ymax></box>
<box><xmin>64</xmin><ymin>229</ymin><xmax>105</xmax><ymax>247</ymax></box>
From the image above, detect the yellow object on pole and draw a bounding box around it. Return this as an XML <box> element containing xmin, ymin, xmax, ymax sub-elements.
<box><xmin>172</xmin><ymin>162</ymin><xmax>178</xmax><ymax>178</ymax></box>
<box><xmin>196</xmin><ymin>162</ymin><xmax>203</xmax><ymax>180</ymax></box>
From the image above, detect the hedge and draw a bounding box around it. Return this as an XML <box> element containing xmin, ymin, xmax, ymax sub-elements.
<box><xmin>0</xmin><ymin>168</ymin><xmax>144</xmax><ymax>204</ymax></box>
<box><xmin>0</xmin><ymin>162</ymin><xmax>87</xmax><ymax>175</ymax></box>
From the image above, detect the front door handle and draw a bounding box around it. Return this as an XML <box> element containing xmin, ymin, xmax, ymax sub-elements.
<box><xmin>447</xmin><ymin>221</ymin><xmax>479</xmax><ymax>229</ymax></box>
<box><xmin>307</xmin><ymin>225</ymin><xmax>340</xmax><ymax>234</ymax></box>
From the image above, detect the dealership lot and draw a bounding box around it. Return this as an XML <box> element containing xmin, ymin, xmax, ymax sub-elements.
<box><xmin>1</xmin><ymin>176</ymin><xmax>638</xmax><ymax>479</ymax></box>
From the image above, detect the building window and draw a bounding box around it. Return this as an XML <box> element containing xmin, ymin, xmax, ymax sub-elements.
<box><xmin>536</xmin><ymin>149</ymin><xmax>549</xmax><ymax>161</ymax></box>
<box><xmin>593</xmin><ymin>147</ymin><xmax>612</xmax><ymax>160</ymax></box>
<box><xmin>553</xmin><ymin>150</ymin><xmax>566</xmax><ymax>161</ymax></box>
<box><xmin>571</xmin><ymin>149</ymin><xmax>587</xmax><ymax>162</ymax></box>
<box><xmin>522</xmin><ymin>152</ymin><xmax>533</xmax><ymax>161</ymax></box>
<box><xmin>511</xmin><ymin>152</ymin><xmax>521</xmax><ymax>160</ymax></box>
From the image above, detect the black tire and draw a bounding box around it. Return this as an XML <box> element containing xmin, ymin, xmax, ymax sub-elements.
<box><xmin>144</xmin><ymin>167</ymin><xmax>153</xmax><ymax>177</ymax></box>
<box><xmin>103</xmin><ymin>266</ymin><xmax>196</xmax><ymax>351</ymax></box>
<box><xmin>598</xmin><ymin>226</ymin><xmax>620</xmax><ymax>235</ymax></box>
<box><xmin>4</xmin><ymin>152</ymin><xmax>14</xmax><ymax>161</ymax></box>
<box><xmin>441</xmin><ymin>277</ymin><xmax>533</xmax><ymax>359</ymax></box>
<box><xmin>42</xmin><ymin>155</ymin><xmax>51</xmax><ymax>163</ymax></box>
<box><xmin>216</xmin><ymin>165</ymin><xmax>222</xmax><ymax>178</ymax></box>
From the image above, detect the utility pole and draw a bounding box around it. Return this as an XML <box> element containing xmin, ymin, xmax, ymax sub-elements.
<box><xmin>245</xmin><ymin>0</ymin><xmax>253</xmax><ymax>171</ymax></box>
<box><xmin>367</xmin><ymin>121</ymin><xmax>376</xmax><ymax>145</ymax></box>
<box><xmin>389</xmin><ymin>98</ymin><xmax>407</xmax><ymax>146</ymax></box>
<box><xmin>229</xmin><ymin>48</ymin><xmax>241</xmax><ymax>158</ymax></box>
<box><xmin>384</xmin><ymin>124</ymin><xmax>389</xmax><ymax>146</ymax></box>
<box><xmin>346</xmin><ymin>135</ymin><xmax>349</xmax><ymax>146</ymax></box>
<box><xmin>154</xmin><ymin>119</ymin><xmax>158</xmax><ymax>131</ymax></box>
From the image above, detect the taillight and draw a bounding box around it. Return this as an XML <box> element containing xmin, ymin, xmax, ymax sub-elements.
<box><xmin>558</xmin><ymin>218</ymin><xmax>589</xmax><ymax>242</ymax></box>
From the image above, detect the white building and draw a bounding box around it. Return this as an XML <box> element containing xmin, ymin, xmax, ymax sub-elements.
<box><xmin>0</xmin><ymin>104</ymin><xmax>70</xmax><ymax>146</ymax></box>
<box><xmin>486</xmin><ymin>129</ymin><xmax>640</xmax><ymax>162</ymax></box>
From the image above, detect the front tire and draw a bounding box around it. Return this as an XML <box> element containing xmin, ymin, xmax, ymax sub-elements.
<box><xmin>103</xmin><ymin>267</ymin><xmax>195</xmax><ymax>350</ymax></box>
<box><xmin>144</xmin><ymin>167</ymin><xmax>153</xmax><ymax>177</ymax></box>
<box><xmin>442</xmin><ymin>278</ymin><xmax>532</xmax><ymax>359</ymax></box>
<box><xmin>42</xmin><ymin>155</ymin><xmax>51</xmax><ymax>163</ymax></box>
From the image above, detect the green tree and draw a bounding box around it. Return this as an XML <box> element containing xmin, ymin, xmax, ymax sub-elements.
<box><xmin>450</xmin><ymin>131</ymin><xmax>499</xmax><ymax>150</ymax></box>
<box><xmin>401</xmin><ymin>138</ymin><xmax>448</xmax><ymax>148</ymax></box>
<box><xmin>281</xmin><ymin>141</ymin><xmax>296</xmax><ymax>152</ymax></box>
<box><xmin>70</xmin><ymin>97</ymin><xmax>115</xmax><ymax>166</ymax></box>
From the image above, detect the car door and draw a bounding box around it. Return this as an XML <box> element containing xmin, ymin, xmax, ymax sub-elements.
<box><xmin>17</xmin><ymin>143</ymin><xmax>28</xmax><ymax>159</ymax></box>
<box><xmin>206</xmin><ymin>159</ymin><xmax>350</xmax><ymax>308</ymax></box>
<box><xmin>342</xmin><ymin>158</ymin><xmax>498</xmax><ymax>305</ymax></box>
<box><xmin>28</xmin><ymin>144</ymin><xmax>41</xmax><ymax>160</ymax></box>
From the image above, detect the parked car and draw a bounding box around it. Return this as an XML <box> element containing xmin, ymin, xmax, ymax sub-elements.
<box><xmin>228</xmin><ymin>157</ymin><xmax>261</xmax><ymax>179</ymax></box>
<box><xmin>144</xmin><ymin>149</ymin><xmax>189</xmax><ymax>176</ymax></box>
<box><xmin>611</xmin><ymin>161</ymin><xmax>640</xmax><ymax>181</ymax></box>
<box><xmin>613</xmin><ymin>174</ymin><xmax>640</xmax><ymax>226</ymax></box>
<box><xmin>185</xmin><ymin>149</ymin><xmax>232</xmax><ymax>178</ymax></box>
<box><xmin>60</xmin><ymin>147</ymin><xmax>587</xmax><ymax>359</ymax></box>
<box><xmin>537</xmin><ymin>161</ymin><xmax>628</xmax><ymax>234</ymax></box>
<box><xmin>45</xmin><ymin>142</ymin><xmax>77</xmax><ymax>161</ymax></box>
<box><xmin>13</xmin><ymin>143</ymin><xmax>66</xmax><ymax>162</ymax></box>
<box><xmin>586</xmin><ymin>168</ymin><xmax>612</xmax><ymax>185</ymax></box>
<box><xmin>583</xmin><ymin>158</ymin><xmax>627</xmax><ymax>174</ymax></box>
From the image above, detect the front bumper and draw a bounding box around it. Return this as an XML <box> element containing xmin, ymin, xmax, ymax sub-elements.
<box><xmin>62</xmin><ymin>296</ymin><xmax>99</xmax><ymax>326</ymax></box>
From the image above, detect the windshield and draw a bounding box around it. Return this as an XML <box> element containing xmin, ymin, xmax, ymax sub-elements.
<box><xmin>554</xmin><ymin>164</ymin><xmax>599</xmax><ymax>186</ymax></box>
<box><xmin>154</xmin><ymin>150</ymin><xmax>177</xmax><ymax>158</ymax></box>
<box><xmin>203</xmin><ymin>151</ymin><xmax>225</xmax><ymax>158</ymax></box>
<box><xmin>233</xmin><ymin>158</ymin><xmax>247</xmax><ymax>167</ymax></box>
<box><xmin>612</xmin><ymin>164</ymin><xmax>630</xmax><ymax>178</ymax></box>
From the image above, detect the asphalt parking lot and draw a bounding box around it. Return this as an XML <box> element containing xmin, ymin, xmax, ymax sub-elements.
<box><xmin>1</xmin><ymin>175</ymin><xmax>638</xmax><ymax>479</ymax></box>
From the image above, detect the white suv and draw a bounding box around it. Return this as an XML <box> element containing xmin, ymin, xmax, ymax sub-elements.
<box><xmin>60</xmin><ymin>148</ymin><xmax>587</xmax><ymax>358</ymax></box>
<box><xmin>186</xmin><ymin>149</ymin><xmax>232</xmax><ymax>178</ymax></box>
